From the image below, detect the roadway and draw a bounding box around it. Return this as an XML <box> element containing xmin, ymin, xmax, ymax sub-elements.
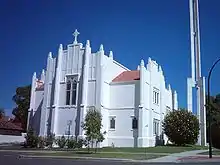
<box><xmin>0</xmin><ymin>151</ymin><xmax>220</xmax><ymax>165</ymax></box>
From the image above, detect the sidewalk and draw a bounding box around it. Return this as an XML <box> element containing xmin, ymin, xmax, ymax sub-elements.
<box><xmin>177</xmin><ymin>155</ymin><xmax>220</xmax><ymax>163</ymax></box>
<box><xmin>145</xmin><ymin>149</ymin><xmax>210</xmax><ymax>162</ymax></box>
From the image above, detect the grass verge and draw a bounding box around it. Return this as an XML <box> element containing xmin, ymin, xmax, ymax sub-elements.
<box><xmin>29</xmin><ymin>151</ymin><xmax>163</xmax><ymax>160</ymax></box>
<box><xmin>76</xmin><ymin>145</ymin><xmax>208</xmax><ymax>154</ymax></box>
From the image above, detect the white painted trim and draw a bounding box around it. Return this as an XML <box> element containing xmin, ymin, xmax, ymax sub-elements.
<box><xmin>113</xmin><ymin>60</ymin><xmax>130</xmax><ymax>71</ymax></box>
<box><xmin>57</xmin><ymin>105</ymin><xmax>77</xmax><ymax>109</ymax></box>
<box><xmin>108</xmin><ymin>136</ymin><xmax>134</xmax><ymax>139</ymax></box>
<box><xmin>109</xmin><ymin>115</ymin><xmax>116</xmax><ymax>118</ymax></box>
<box><xmin>110</xmin><ymin>80</ymin><xmax>139</xmax><ymax>85</ymax></box>
<box><xmin>101</xmin><ymin>105</ymin><xmax>135</xmax><ymax>110</ymax></box>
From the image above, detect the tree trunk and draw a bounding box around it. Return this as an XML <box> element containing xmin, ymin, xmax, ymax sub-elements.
<box><xmin>87</xmin><ymin>141</ymin><xmax>90</xmax><ymax>153</ymax></box>
<box><xmin>95</xmin><ymin>141</ymin><xmax>98</xmax><ymax>153</ymax></box>
<box><xmin>91</xmin><ymin>139</ymin><xmax>94</xmax><ymax>149</ymax></box>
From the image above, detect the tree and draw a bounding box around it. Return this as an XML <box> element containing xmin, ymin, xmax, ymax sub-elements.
<box><xmin>206</xmin><ymin>94</ymin><xmax>220</xmax><ymax>125</ymax></box>
<box><xmin>95</xmin><ymin>131</ymin><xmax>106</xmax><ymax>153</ymax></box>
<box><xmin>0</xmin><ymin>108</ymin><xmax>5</xmax><ymax>119</ymax></box>
<box><xmin>162</xmin><ymin>109</ymin><xmax>199</xmax><ymax>146</ymax></box>
<box><xmin>211</xmin><ymin>122</ymin><xmax>220</xmax><ymax>149</ymax></box>
<box><xmin>206</xmin><ymin>94</ymin><xmax>220</xmax><ymax>148</ymax></box>
<box><xmin>82</xmin><ymin>107</ymin><xmax>105</xmax><ymax>152</ymax></box>
<box><xmin>12</xmin><ymin>85</ymin><xmax>31</xmax><ymax>131</ymax></box>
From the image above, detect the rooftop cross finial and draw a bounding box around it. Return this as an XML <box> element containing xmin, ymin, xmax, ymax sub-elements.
<box><xmin>73</xmin><ymin>29</ymin><xmax>80</xmax><ymax>44</ymax></box>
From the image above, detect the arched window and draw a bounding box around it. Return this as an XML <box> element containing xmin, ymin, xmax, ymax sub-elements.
<box><xmin>66</xmin><ymin>77</ymin><xmax>78</xmax><ymax>105</ymax></box>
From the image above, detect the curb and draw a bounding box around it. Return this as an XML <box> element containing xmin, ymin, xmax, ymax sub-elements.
<box><xmin>18</xmin><ymin>154</ymin><xmax>148</xmax><ymax>162</ymax></box>
<box><xmin>177</xmin><ymin>156</ymin><xmax>220</xmax><ymax>163</ymax></box>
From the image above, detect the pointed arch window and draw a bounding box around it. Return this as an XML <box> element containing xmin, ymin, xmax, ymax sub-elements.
<box><xmin>66</xmin><ymin>76</ymin><xmax>78</xmax><ymax>105</ymax></box>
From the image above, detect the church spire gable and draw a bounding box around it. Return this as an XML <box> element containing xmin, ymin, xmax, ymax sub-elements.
<box><xmin>86</xmin><ymin>40</ymin><xmax>90</xmax><ymax>47</ymax></box>
<box><xmin>109</xmin><ymin>51</ymin><xmax>113</xmax><ymax>59</ymax></box>
<box><xmin>73</xmin><ymin>29</ymin><xmax>80</xmax><ymax>44</ymax></box>
<box><xmin>41</xmin><ymin>69</ymin><xmax>45</xmax><ymax>82</ymax></box>
<box><xmin>48</xmin><ymin>52</ymin><xmax>52</xmax><ymax>59</ymax></box>
<box><xmin>99</xmin><ymin>44</ymin><xmax>104</xmax><ymax>51</ymax></box>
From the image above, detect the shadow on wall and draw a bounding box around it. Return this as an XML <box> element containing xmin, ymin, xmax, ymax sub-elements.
<box><xmin>74</xmin><ymin>49</ymin><xmax>86</xmax><ymax>139</ymax></box>
<box><xmin>32</xmin><ymin>100</ymin><xmax>43</xmax><ymax>135</ymax></box>
<box><xmin>75</xmin><ymin>76</ymin><xmax>83</xmax><ymax>139</ymax></box>
<box><xmin>133</xmin><ymin>81</ymin><xmax>140</xmax><ymax>147</ymax></box>
<box><xmin>47</xmin><ymin>76</ymin><xmax>56</xmax><ymax>136</ymax></box>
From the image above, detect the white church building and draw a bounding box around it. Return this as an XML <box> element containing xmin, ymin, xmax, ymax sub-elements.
<box><xmin>28</xmin><ymin>30</ymin><xmax>178</xmax><ymax>147</ymax></box>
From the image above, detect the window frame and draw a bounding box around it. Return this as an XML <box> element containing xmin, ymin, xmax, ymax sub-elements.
<box><xmin>153</xmin><ymin>88</ymin><xmax>160</xmax><ymax>105</ymax></box>
<box><xmin>131</xmin><ymin>116</ymin><xmax>138</xmax><ymax>129</ymax></box>
<box><xmin>109</xmin><ymin>116</ymin><xmax>116</xmax><ymax>130</ymax></box>
<box><xmin>153</xmin><ymin>118</ymin><xmax>160</xmax><ymax>136</ymax></box>
<box><xmin>65</xmin><ymin>75</ymin><xmax>79</xmax><ymax>106</ymax></box>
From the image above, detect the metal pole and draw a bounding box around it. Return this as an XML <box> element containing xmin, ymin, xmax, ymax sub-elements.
<box><xmin>207</xmin><ymin>58</ymin><xmax>220</xmax><ymax>158</ymax></box>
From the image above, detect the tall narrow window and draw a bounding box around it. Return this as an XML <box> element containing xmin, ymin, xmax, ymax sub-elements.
<box><xmin>71</xmin><ymin>81</ymin><xmax>77</xmax><ymax>105</ymax></box>
<box><xmin>153</xmin><ymin>90</ymin><xmax>159</xmax><ymax>105</ymax></box>
<box><xmin>132</xmin><ymin>117</ymin><xmax>138</xmax><ymax>129</ymax></box>
<box><xmin>66</xmin><ymin>80</ymin><xmax>71</xmax><ymax>105</ymax></box>
<box><xmin>110</xmin><ymin>116</ymin><xmax>116</xmax><ymax>129</ymax></box>
<box><xmin>66</xmin><ymin>76</ymin><xmax>78</xmax><ymax>105</ymax></box>
<box><xmin>153</xmin><ymin>119</ymin><xmax>160</xmax><ymax>135</ymax></box>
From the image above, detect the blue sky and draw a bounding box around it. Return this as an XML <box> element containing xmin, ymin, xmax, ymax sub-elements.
<box><xmin>1</xmin><ymin>0</ymin><xmax>220</xmax><ymax>115</ymax></box>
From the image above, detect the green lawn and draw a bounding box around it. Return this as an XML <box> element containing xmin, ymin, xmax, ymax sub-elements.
<box><xmin>76</xmin><ymin>145</ymin><xmax>208</xmax><ymax>154</ymax></box>
<box><xmin>26</xmin><ymin>145</ymin><xmax>208</xmax><ymax>160</ymax></box>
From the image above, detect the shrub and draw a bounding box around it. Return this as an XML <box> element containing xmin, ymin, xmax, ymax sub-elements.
<box><xmin>162</xmin><ymin>109</ymin><xmax>199</xmax><ymax>146</ymax></box>
<box><xmin>76</xmin><ymin>138</ymin><xmax>84</xmax><ymax>148</ymax></box>
<box><xmin>25</xmin><ymin>127</ymin><xmax>39</xmax><ymax>148</ymax></box>
<box><xmin>38</xmin><ymin>136</ymin><xmax>46</xmax><ymax>148</ymax></box>
<box><xmin>46</xmin><ymin>132</ymin><xmax>55</xmax><ymax>148</ymax></box>
<box><xmin>57</xmin><ymin>135</ymin><xmax>66</xmax><ymax>148</ymax></box>
<box><xmin>66</xmin><ymin>136</ymin><xmax>77</xmax><ymax>149</ymax></box>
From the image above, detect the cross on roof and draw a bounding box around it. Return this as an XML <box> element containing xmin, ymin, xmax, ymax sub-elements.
<box><xmin>73</xmin><ymin>29</ymin><xmax>80</xmax><ymax>44</ymax></box>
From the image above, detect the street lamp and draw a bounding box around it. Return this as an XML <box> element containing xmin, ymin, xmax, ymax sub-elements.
<box><xmin>207</xmin><ymin>58</ymin><xmax>220</xmax><ymax>158</ymax></box>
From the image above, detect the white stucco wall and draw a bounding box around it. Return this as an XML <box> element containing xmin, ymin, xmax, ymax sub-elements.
<box><xmin>29</xmin><ymin>38</ymin><xmax>178</xmax><ymax>148</ymax></box>
<box><xmin>0</xmin><ymin>133</ymin><xmax>26</xmax><ymax>144</ymax></box>
<box><xmin>54</xmin><ymin>107</ymin><xmax>77</xmax><ymax>136</ymax></box>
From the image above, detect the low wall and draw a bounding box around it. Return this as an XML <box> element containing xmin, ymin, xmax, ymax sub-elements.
<box><xmin>0</xmin><ymin>133</ymin><xmax>26</xmax><ymax>144</ymax></box>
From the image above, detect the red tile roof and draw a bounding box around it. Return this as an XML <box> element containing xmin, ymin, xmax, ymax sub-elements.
<box><xmin>0</xmin><ymin>118</ymin><xmax>23</xmax><ymax>131</ymax></box>
<box><xmin>112</xmin><ymin>70</ymin><xmax>140</xmax><ymax>82</ymax></box>
<box><xmin>36</xmin><ymin>80</ymin><xmax>44</xmax><ymax>90</ymax></box>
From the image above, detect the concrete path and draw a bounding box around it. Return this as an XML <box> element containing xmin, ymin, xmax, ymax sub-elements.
<box><xmin>146</xmin><ymin>149</ymin><xmax>209</xmax><ymax>163</ymax></box>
